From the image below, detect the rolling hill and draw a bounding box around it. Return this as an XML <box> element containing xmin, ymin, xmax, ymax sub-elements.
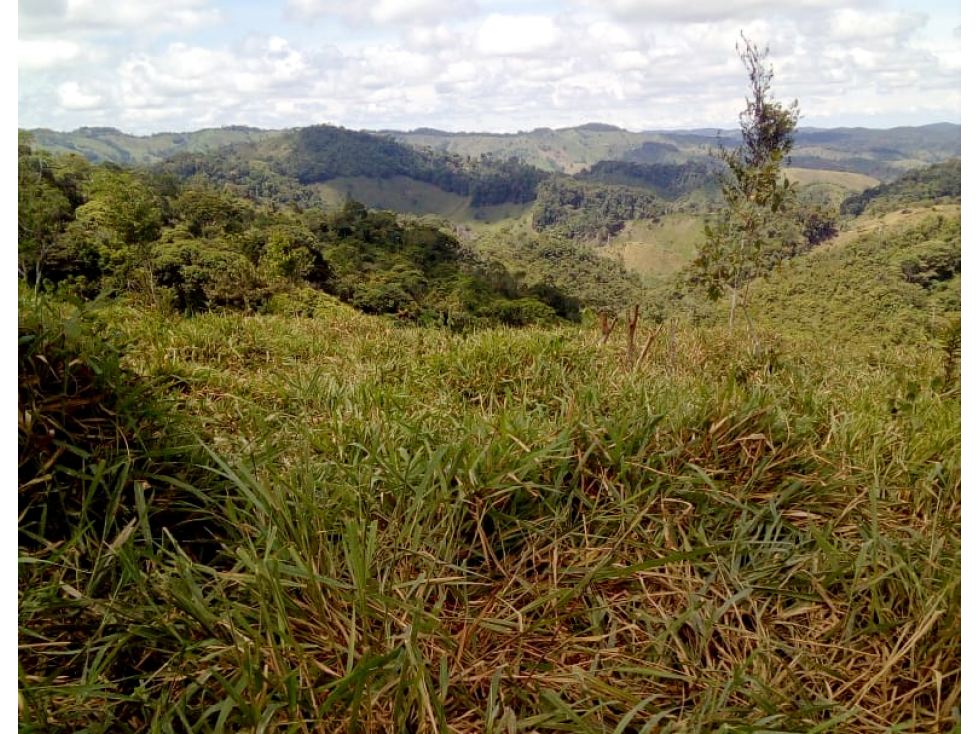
<box><xmin>22</xmin><ymin>121</ymin><xmax>961</xmax><ymax>313</ymax></box>
<box><xmin>27</xmin><ymin>122</ymin><xmax>959</xmax><ymax>183</ymax></box>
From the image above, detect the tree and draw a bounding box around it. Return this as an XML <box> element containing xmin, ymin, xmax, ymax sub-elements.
<box><xmin>73</xmin><ymin>168</ymin><xmax>163</xmax><ymax>293</ymax></box>
<box><xmin>691</xmin><ymin>34</ymin><xmax>801</xmax><ymax>333</ymax></box>
<box><xmin>18</xmin><ymin>135</ymin><xmax>77</xmax><ymax>295</ymax></box>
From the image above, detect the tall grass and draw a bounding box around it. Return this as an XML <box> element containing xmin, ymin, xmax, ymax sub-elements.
<box><xmin>19</xmin><ymin>291</ymin><xmax>960</xmax><ymax>732</ymax></box>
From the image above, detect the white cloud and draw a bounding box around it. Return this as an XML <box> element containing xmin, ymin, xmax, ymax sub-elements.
<box><xmin>57</xmin><ymin>81</ymin><xmax>102</xmax><ymax>109</ymax></box>
<box><xmin>285</xmin><ymin>0</ymin><xmax>476</xmax><ymax>25</ymax></box>
<box><xmin>571</xmin><ymin>0</ymin><xmax>867</xmax><ymax>23</ymax></box>
<box><xmin>825</xmin><ymin>8</ymin><xmax>926</xmax><ymax>42</ymax></box>
<box><xmin>19</xmin><ymin>39</ymin><xmax>92</xmax><ymax>70</ymax></box>
<box><xmin>16</xmin><ymin>0</ymin><xmax>961</xmax><ymax>134</ymax></box>
<box><xmin>474</xmin><ymin>14</ymin><xmax>561</xmax><ymax>56</ymax></box>
<box><xmin>586</xmin><ymin>21</ymin><xmax>641</xmax><ymax>50</ymax></box>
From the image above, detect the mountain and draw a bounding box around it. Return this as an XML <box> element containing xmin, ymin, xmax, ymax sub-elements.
<box><xmin>26</xmin><ymin>125</ymin><xmax>288</xmax><ymax>166</ymax></box>
<box><xmin>388</xmin><ymin>123</ymin><xmax>960</xmax><ymax>181</ymax></box>
<box><xmin>25</xmin><ymin>122</ymin><xmax>960</xmax><ymax>183</ymax></box>
<box><xmin>22</xmin><ymin>121</ymin><xmax>962</xmax><ymax>297</ymax></box>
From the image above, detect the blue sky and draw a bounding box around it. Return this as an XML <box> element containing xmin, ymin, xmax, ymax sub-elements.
<box><xmin>17</xmin><ymin>0</ymin><xmax>962</xmax><ymax>135</ymax></box>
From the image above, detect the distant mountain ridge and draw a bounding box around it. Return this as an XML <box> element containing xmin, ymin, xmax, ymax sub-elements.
<box><xmin>26</xmin><ymin>121</ymin><xmax>960</xmax><ymax>183</ymax></box>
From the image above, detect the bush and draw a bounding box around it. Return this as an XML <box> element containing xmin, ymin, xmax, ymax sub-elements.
<box><xmin>151</xmin><ymin>237</ymin><xmax>264</xmax><ymax>312</ymax></box>
<box><xmin>490</xmin><ymin>297</ymin><xmax>558</xmax><ymax>326</ymax></box>
<box><xmin>265</xmin><ymin>285</ymin><xmax>353</xmax><ymax>319</ymax></box>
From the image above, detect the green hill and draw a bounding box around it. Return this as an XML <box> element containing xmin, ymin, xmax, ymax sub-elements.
<box><xmin>28</xmin><ymin>122</ymin><xmax>960</xmax><ymax>183</ymax></box>
<box><xmin>840</xmin><ymin>158</ymin><xmax>962</xmax><ymax>217</ymax></box>
<box><xmin>27</xmin><ymin>125</ymin><xmax>288</xmax><ymax>165</ymax></box>
<box><xmin>19</xmin><ymin>124</ymin><xmax>961</xmax><ymax>326</ymax></box>
<box><xmin>390</xmin><ymin>123</ymin><xmax>959</xmax><ymax>181</ymax></box>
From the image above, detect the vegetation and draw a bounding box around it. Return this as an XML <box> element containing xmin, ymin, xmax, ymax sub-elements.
<box><xmin>749</xmin><ymin>212</ymin><xmax>961</xmax><ymax>349</ymax></box>
<box><xmin>282</xmin><ymin>126</ymin><xmax>547</xmax><ymax>207</ymax></box>
<box><xmin>19</xmin><ymin>278</ymin><xmax>960</xmax><ymax>732</ymax></box>
<box><xmin>470</xmin><ymin>221</ymin><xmax>646</xmax><ymax>310</ymax></box>
<box><xmin>532</xmin><ymin>177</ymin><xmax>665</xmax><ymax>243</ymax></box>
<box><xmin>29</xmin><ymin>122</ymin><xmax>958</xmax><ymax>190</ymax></box>
<box><xmin>26</xmin><ymin>124</ymin><xmax>286</xmax><ymax>165</ymax></box>
<box><xmin>840</xmin><ymin>158</ymin><xmax>962</xmax><ymax>217</ymax></box>
<box><xmin>576</xmin><ymin>160</ymin><xmax>719</xmax><ymax>202</ymax></box>
<box><xmin>690</xmin><ymin>36</ymin><xmax>802</xmax><ymax>332</ymax></box>
<box><xmin>16</xmin><ymin>135</ymin><xmax>580</xmax><ymax>327</ymax></box>
<box><xmin>18</xmin><ymin>57</ymin><xmax>961</xmax><ymax>733</ymax></box>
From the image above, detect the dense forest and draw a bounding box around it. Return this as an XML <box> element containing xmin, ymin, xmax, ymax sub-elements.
<box><xmin>840</xmin><ymin>158</ymin><xmax>962</xmax><ymax>216</ymax></box>
<box><xmin>17</xmin><ymin>133</ymin><xmax>584</xmax><ymax>327</ymax></box>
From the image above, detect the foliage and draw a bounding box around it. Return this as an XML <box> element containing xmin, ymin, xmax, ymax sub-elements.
<box><xmin>17</xmin><ymin>139</ymin><xmax>577</xmax><ymax>328</ymax></box>
<box><xmin>474</xmin><ymin>224</ymin><xmax>644</xmax><ymax>311</ymax></box>
<box><xmin>29</xmin><ymin>122</ymin><xmax>960</xmax><ymax>185</ymax></box>
<box><xmin>158</xmin><ymin>150</ymin><xmax>323</xmax><ymax>208</ymax></box>
<box><xmin>17</xmin><ymin>135</ymin><xmax>92</xmax><ymax>292</ymax></box>
<box><xmin>150</xmin><ymin>235</ymin><xmax>265</xmax><ymax>312</ymax></box>
<box><xmin>532</xmin><ymin>177</ymin><xmax>664</xmax><ymax>242</ymax></box>
<box><xmin>796</xmin><ymin>202</ymin><xmax>839</xmax><ymax>247</ymax></box>
<box><xmin>172</xmin><ymin>187</ymin><xmax>251</xmax><ymax>237</ymax></box>
<box><xmin>282</xmin><ymin>125</ymin><xmax>547</xmax><ymax>206</ymax></box>
<box><xmin>840</xmin><ymin>158</ymin><xmax>962</xmax><ymax>217</ymax></box>
<box><xmin>690</xmin><ymin>35</ymin><xmax>801</xmax><ymax>329</ymax></box>
<box><xmin>895</xmin><ymin>237</ymin><xmax>960</xmax><ymax>288</ymax></box>
<box><xmin>23</xmin><ymin>124</ymin><xmax>286</xmax><ymax>165</ymax></box>
<box><xmin>747</xmin><ymin>213</ymin><xmax>961</xmax><ymax>350</ymax></box>
<box><xmin>387</xmin><ymin>123</ymin><xmax>959</xmax><ymax>180</ymax></box>
<box><xmin>576</xmin><ymin>159</ymin><xmax>720</xmax><ymax>201</ymax></box>
<box><xmin>264</xmin><ymin>285</ymin><xmax>353</xmax><ymax>319</ymax></box>
<box><xmin>69</xmin><ymin>168</ymin><xmax>165</xmax><ymax>292</ymax></box>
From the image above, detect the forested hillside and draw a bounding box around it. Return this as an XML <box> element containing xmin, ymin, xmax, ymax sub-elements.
<box><xmin>20</xmin><ymin>119</ymin><xmax>962</xmax><ymax>324</ymax></box>
<box><xmin>840</xmin><ymin>158</ymin><xmax>962</xmax><ymax>216</ymax></box>
<box><xmin>740</xmin><ymin>209</ymin><xmax>959</xmax><ymax>349</ymax></box>
<box><xmin>16</xmin><ymin>134</ymin><xmax>583</xmax><ymax>326</ymax></box>
<box><xmin>28</xmin><ymin>124</ymin><xmax>286</xmax><ymax>164</ymax></box>
<box><xmin>29</xmin><ymin>121</ymin><xmax>960</xmax><ymax>182</ymax></box>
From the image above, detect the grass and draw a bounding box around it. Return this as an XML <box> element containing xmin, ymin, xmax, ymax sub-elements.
<box><xmin>783</xmin><ymin>168</ymin><xmax>879</xmax><ymax>191</ymax></box>
<box><xmin>18</xmin><ymin>288</ymin><xmax>960</xmax><ymax>732</ymax></box>
<box><xmin>831</xmin><ymin>204</ymin><xmax>962</xmax><ymax>249</ymax></box>
<box><xmin>607</xmin><ymin>214</ymin><xmax>705</xmax><ymax>283</ymax></box>
<box><xmin>311</xmin><ymin>176</ymin><xmax>533</xmax><ymax>225</ymax></box>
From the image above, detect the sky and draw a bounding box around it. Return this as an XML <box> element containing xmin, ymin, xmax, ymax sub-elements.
<box><xmin>17</xmin><ymin>0</ymin><xmax>962</xmax><ymax>135</ymax></box>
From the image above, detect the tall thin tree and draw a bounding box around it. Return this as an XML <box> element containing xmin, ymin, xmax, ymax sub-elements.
<box><xmin>691</xmin><ymin>34</ymin><xmax>801</xmax><ymax>335</ymax></box>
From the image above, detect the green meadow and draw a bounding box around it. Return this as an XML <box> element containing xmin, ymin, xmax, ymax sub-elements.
<box><xmin>19</xmin><ymin>273</ymin><xmax>960</xmax><ymax>732</ymax></box>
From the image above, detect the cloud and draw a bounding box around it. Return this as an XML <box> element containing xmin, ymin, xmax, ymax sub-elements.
<box><xmin>17</xmin><ymin>1</ymin><xmax>960</xmax><ymax>134</ymax></box>
<box><xmin>571</xmin><ymin>0</ymin><xmax>867</xmax><ymax>23</ymax></box>
<box><xmin>285</xmin><ymin>0</ymin><xmax>476</xmax><ymax>26</ymax></box>
<box><xmin>474</xmin><ymin>14</ymin><xmax>561</xmax><ymax>56</ymax></box>
<box><xmin>19</xmin><ymin>0</ymin><xmax>222</xmax><ymax>38</ymax></box>
<box><xmin>823</xmin><ymin>8</ymin><xmax>927</xmax><ymax>42</ymax></box>
<box><xmin>58</xmin><ymin>81</ymin><xmax>103</xmax><ymax>109</ymax></box>
<box><xmin>19</xmin><ymin>39</ymin><xmax>96</xmax><ymax>71</ymax></box>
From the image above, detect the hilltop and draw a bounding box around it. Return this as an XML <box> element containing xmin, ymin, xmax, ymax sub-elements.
<box><xmin>28</xmin><ymin>121</ymin><xmax>959</xmax><ymax>181</ymax></box>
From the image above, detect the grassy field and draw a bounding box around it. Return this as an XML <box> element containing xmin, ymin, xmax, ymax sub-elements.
<box><xmin>311</xmin><ymin>176</ymin><xmax>533</xmax><ymax>224</ymax></box>
<box><xmin>606</xmin><ymin>214</ymin><xmax>705</xmax><ymax>283</ymax></box>
<box><xmin>18</xmin><ymin>283</ymin><xmax>960</xmax><ymax>733</ymax></box>
<box><xmin>830</xmin><ymin>204</ymin><xmax>962</xmax><ymax>249</ymax></box>
<box><xmin>783</xmin><ymin>167</ymin><xmax>879</xmax><ymax>191</ymax></box>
